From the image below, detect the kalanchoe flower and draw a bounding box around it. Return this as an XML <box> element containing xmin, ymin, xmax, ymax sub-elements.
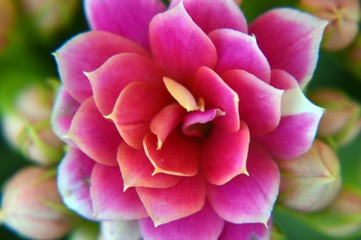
<box><xmin>0</xmin><ymin>167</ymin><xmax>71</xmax><ymax>240</ymax></box>
<box><xmin>53</xmin><ymin>0</ymin><xmax>326</xmax><ymax>238</ymax></box>
<box><xmin>299</xmin><ymin>0</ymin><xmax>360</xmax><ymax>51</ymax></box>
<box><xmin>308</xmin><ymin>88</ymin><xmax>361</xmax><ymax>146</ymax></box>
<box><xmin>277</xmin><ymin>140</ymin><xmax>341</xmax><ymax>212</ymax></box>
<box><xmin>2</xmin><ymin>84</ymin><xmax>64</xmax><ymax>165</ymax></box>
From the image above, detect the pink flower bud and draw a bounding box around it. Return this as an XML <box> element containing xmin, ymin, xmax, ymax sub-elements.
<box><xmin>0</xmin><ymin>0</ymin><xmax>16</xmax><ymax>52</ymax></box>
<box><xmin>2</xmin><ymin>84</ymin><xmax>64</xmax><ymax>165</ymax></box>
<box><xmin>308</xmin><ymin>89</ymin><xmax>361</xmax><ymax>146</ymax></box>
<box><xmin>0</xmin><ymin>167</ymin><xmax>71</xmax><ymax>240</ymax></box>
<box><xmin>299</xmin><ymin>0</ymin><xmax>360</xmax><ymax>51</ymax></box>
<box><xmin>278</xmin><ymin>140</ymin><xmax>341</xmax><ymax>212</ymax></box>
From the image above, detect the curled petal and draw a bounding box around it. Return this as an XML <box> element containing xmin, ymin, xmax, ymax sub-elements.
<box><xmin>207</xmin><ymin>143</ymin><xmax>280</xmax><ymax>224</ymax></box>
<box><xmin>87</xmin><ymin>53</ymin><xmax>163</xmax><ymax>116</ymax></box>
<box><xmin>117</xmin><ymin>142</ymin><xmax>181</xmax><ymax>190</ymax></box>
<box><xmin>90</xmin><ymin>163</ymin><xmax>148</xmax><ymax>220</ymax></box>
<box><xmin>54</xmin><ymin>31</ymin><xmax>148</xmax><ymax>102</ymax></box>
<box><xmin>182</xmin><ymin>109</ymin><xmax>221</xmax><ymax>137</ymax></box>
<box><xmin>149</xmin><ymin>3</ymin><xmax>217</xmax><ymax>85</ymax></box>
<box><xmin>57</xmin><ymin>148</ymin><xmax>96</xmax><ymax>220</ymax></box>
<box><xmin>66</xmin><ymin>98</ymin><xmax>121</xmax><ymax>166</ymax></box>
<box><xmin>136</xmin><ymin>175</ymin><xmax>206</xmax><ymax>226</ymax></box>
<box><xmin>85</xmin><ymin>0</ymin><xmax>166</xmax><ymax>49</ymax></box>
<box><xmin>249</xmin><ymin>8</ymin><xmax>328</xmax><ymax>88</ymax></box>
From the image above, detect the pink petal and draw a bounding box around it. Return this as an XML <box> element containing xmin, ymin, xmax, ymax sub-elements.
<box><xmin>57</xmin><ymin>148</ymin><xmax>96</xmax><ymax>220</ymax></box>
<box><xmin>192</xmin><ymin>67</ymin><xmax>240</xmax><ymax>132</ymax></box>
<box><xmin>136</xmin><ymin>175</ymin><xmax>206</xmax><ymax>226</ymax></box>
<box><xmin>90</xmin><ymin>163</ymin><xmax>148</xmax><ymax>220</ymax></box>
<box><xmin>219</xmin><ymin>220</ymin><xmax>272</xmax><ymax>240</ymax></box>
<box><xmin>182</xmin><ymin>109</ymin><xmax>221</xmax><ymax>137</ymax></box>
<box><xmin>85</xmin><ymin>0</ymin><xmax>166</xmax><ymax>49</ymax></box>
<box><xmin>54</xmin><ymin>31</ymin><xmax>148</xmax><ymax>102</ymax></box>
<box><xmin>207</xmin><ymin>142</ymin><xmax>280</xmax><ymax>224</ymax></box>
<box><xmin>51</xmin><ymin>87</ymin><xmax>80</xmax><ymax>145</ymax></box>
<box><xmin>117</xmin><ymin>142</ymin><xmax>181</xmax><ymax>190</ymax></box>
<box><xmin>66</xmin><ymin>97</ymin><xmax>121</xmax><ymax>166</ymax></box>
<box><xmin>170</xmin><ymin>0</ymin><xmax>247</xmax><ymax>33</ymax></box>
<box><xmin>149</xmin><ymin>3</ymin><xmax>217</xmax><ymax>85</ymax></box>
<box><xmin>202</xmin><ymin>122</ymin><xmax>250</xmax><ymax>186</ymax></box>
<box><xmin>209</xmin><ymin>29</ymin><xmax>271</xmax><ymax>82</ymax></box>
<box><xmin>256</xmin><ymin>70</ymin><xmax>324</xmax><ymax>159</ymax></box>
<box><xmin>150</xmin><ymin>103</ymin><xmax>186</xmax><ymax>149</ymax></box>
<box><xmin>249</xmin><ymin>8</ymin><xmax>328</xmax><ymax>88</ymax></box>
<box><xmin>143</xmin><ymin>130</ymin><xmax>200</xmax><ymax>177</ymax></box>
<box><xmin>140</xmin><ymin>202</ymin><xmax>224</xmax><ymax>240</ymax></box>
<box><xmin>222</xmin><ymin>70</ymin><xmax>283</xmax><ymax>136</ymax></box>
<box><xmin>109</xmin><ymin>82</ymin><xmax>172</xmax><ymax>149</ymax></box>
<box><xmin>87</xmin><ymin>53</ymin><xmax>163</xmax><ymax>116</ymax></box>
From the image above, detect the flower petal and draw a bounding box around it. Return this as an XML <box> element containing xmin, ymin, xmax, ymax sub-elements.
<box><xmin>182</xmin><ymin>108</ymin><xmax>221</xmax><ymax>137</ymax></box>
<box><xmin>202</xmin><ymin>122</ymin><xmax>250</xmax><ymax>186</ymax></box>
<box><xmin>170</xmin><ymin>0</ymin><xmax>247</xmax><ymax>33</ymax></box>
<box><xmin>136</xmin><ymin>175</ymin><xmax>206</xmax><ymax>226</ymax></box>
<box><xmin>57</xmin><ymin>148</ymin><xmax>96</xmax><ymax>220</ymax></box>
<box><xmin>256</xmin><ymin>70</ymin><xmax>324</xmax><ymax>159</ymax></box>
<box><xmin>149</xmin><ymin>3</ymin><xmax>217</xmax><ymax>85</ymax></box>
<box><xmin>143</xmin><ymin>130</ymin><xmax>200</xmax><ymax>177</ymax></box>
<box><xmin>207</xmin><ymin>143</ymin><xmax>280</xmax><ymax>224</ymax></box>
<box><xmin>109</xmin><ymin>82</ymin><xmax>172</xmax><ymax>149</ymax></box>
<box><xmin>117</xmin><ymin>142</ymin><xmax>181</xmax><ymax>190</ymax></box>
<box><xmin>249</xmin><ymin>8</ymin><xmax>328</xmax><ymax>88</ymax></box>
<box><xmin>90</xmin><ymin>163</ymin><xmax>148</xmax><ymax>220</ymax></box>
<box><xmin>66</xmin><ymin>97</ymin><xmax>121</xmax><ymax>166</ymax></box>
<box><xmin>85</xmin><ymin>0</ymin><xmax>165</xmax><ymax>49</ymax></box>
<box><xmin>51</xmin><ymin>87</ymin><xmax>80</xmax><ymax>144</ymax></box>
<box><xmin>219</xmin><ymin>220</ymin><xmax>272</xmax><ymax>240</ymax></box>
<box><xmin>87</xmin><ymin>53</ymin><xmax>163</xmax><ymax>116</ymax></box>
<box><xmin>222</xmin><ymin>70</ymin><xmax>283</xmax><ymax>136</ymax></box>
<box><xmin>192</xmin><ymin>67</ymin><xmax>240</xmax><ymax>132</ymax></box>
<box><xmin>209</xmin><ymin>29</ymin><xmax>271</xmax><ymax>82</ymax></box>
<box><xmin>140</xmin><ymin>202</ymin><xmax>224</xmax><ymax>240</ymax></box>
<box><xmin>54</xmin><ymin>31</ymin><xmax>149</xmax><ymax>102</ymax></box>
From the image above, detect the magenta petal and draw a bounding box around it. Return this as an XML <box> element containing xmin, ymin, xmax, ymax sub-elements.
<box><xmin>66</xmin><ymin>97</ymin><xmax>121</xmax><ymax>166</ymax></box>
<box><xmin>222</xmin><ymin>70</ymin><xmax>283</xmax><ymax>136</ymax></box>
<box><xmin>117</xmin><ymin>142</ymin><xmax>181</xmax><ymax>190</ymax></box>
<box><xmin>182</xmin><ymin>109</ymin><xmax>220</xmax><ymax>137</ymax></box>
<box><xmin>249</xmin><ymin>8</ymin><xmax>328</xmax><ymax>87</ymax></box>
<box><xmin>51</xmin><ymin>87</ymin><xmax>80</xmax><ymax>145</ymax></box>
<box><xmin>85</xmin><ymin>0</ymin><xmax>165</xmax><ymax>49</ymax></box>
<box><xmin>209</xmin><ymin>29</ymin><xmax>271</xmax><ymax>82</ymax></box>
<box><xmin>136</xmin><ymin>175</ymin><xmax>206</xmax><ymax>226</ymax></box>
<box><xmin>88</xmin><ymin>53</ymin><xmax>163</xmax><ymax>116</ymax></box>
<box><xmin>110</xmin><ymin>82</ymin><xmax>172</xmax><ymax>149</ymax></box>
<box><xmin>202</xmin><ymin>122</ymin><xmax>250</xmax><ymax>185</ymax></box>
<box><xmin>149</xmin><ymin>3</ymin><xmax>217</xmax><ymax>85</ymax></box>
<box><xmin>57</xmin><ymin>148</ymin><xmax>96</xmax><ymax>220</ymax></box>
<box><xmin>140</xmin><ymin>202</ymin><xmax>224</xmax><ymax>240</ymax></box>
<box><xmin>170</xmin><ymin>0</ymin><xmax>247</xmax><ymax>33</ymax></box>
<box><xmin>54</xmin><ymin>31</ymin><xmax>149</xmax><ymax>102</ymax></box>
<box><xmin>90</xmin><ymin>163</ymin><xmax>148</xmax><ymax>220</ymax></box>
<box><xmin>143</xmin><ymin>130</ymin><xmax>200</xmax><ymax>177</ymax></box>
<box><xmin>219</xmin><ymin>220</ymin><xmax>272</xmax><ymax>240</ymax></box>
<box><xmin>192</xmin><ymin>67</ymin><xmax>240</xmax><ymax>132</ymax></box>
<box><xmin>207</xmin><ymin>143</ymin><xmax>280</xmax><ymax>224</ymax></box>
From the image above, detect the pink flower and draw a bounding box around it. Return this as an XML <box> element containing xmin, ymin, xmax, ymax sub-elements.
<box><xmin>52</xmin><ymin>0</ymin><xmax>326</xmax><ymax>239</ymax></box>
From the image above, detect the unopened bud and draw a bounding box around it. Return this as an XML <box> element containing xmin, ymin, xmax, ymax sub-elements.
<box><xmin>2</xmin><ymin>84</ymin><xmax>64</xmax><ymax>165</ymax></box>
<box><xmin>98</xmin><ymin>220</ymin><xmax>141</xmax><ymax>240</ymax></box>
<box><xmin>0</xmin><ymin>167</ymin><xmax>71</xmax><ymax>240</ymax></box>
<box><xmin>299</xmin><ymin>0</ymin><xmax>360</xmax><ymax>51</ymax></box>
<box><xmin>308</xmin><ymin>89</ymin><xmax>361</xmax><ymax>146</ymax></box>
<box><xmin>278</xmin><ymin>140</ymin><xmax>341</xmax><ymax>212</ymax></box>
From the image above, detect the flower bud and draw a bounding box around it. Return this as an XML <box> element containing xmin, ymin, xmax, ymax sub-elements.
<box><xmin>2</xmin><ymin>84</ymin><xmax>64</xmax><ymax>165</ymax></box>
<box><xmin>0</xmin><ymin>167</ymin><xmax>72</xmax><ymax>240</ymax></box>
<box><xmin>277</xmin><ymin>140</ymin><xmax>341</xmax><ymax>212</ymax></box>
<box><xmin>98</xmin><ymin>220</ymin><xmax>141</xmax><ymax>240</ymax></box>
<box><xmin>0</xmin><ymin>0</ymin><xmax>16</xmax><ymax>52</ymax></box>
<box><xmin>308</xmin><ymin>89</ymin><xmax>361</xmax><ymax>146</ymax></box>
<box><xmin>299</xmin><ymin>0</ymin><xmax>360</xmax><ymax>51</ymax></box>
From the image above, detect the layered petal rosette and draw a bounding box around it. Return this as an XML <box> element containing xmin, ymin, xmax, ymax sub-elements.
<box><xmin>53</xmin><ymin>0</ymin><xmax>327</xmax><ymax>239</ymax></box>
